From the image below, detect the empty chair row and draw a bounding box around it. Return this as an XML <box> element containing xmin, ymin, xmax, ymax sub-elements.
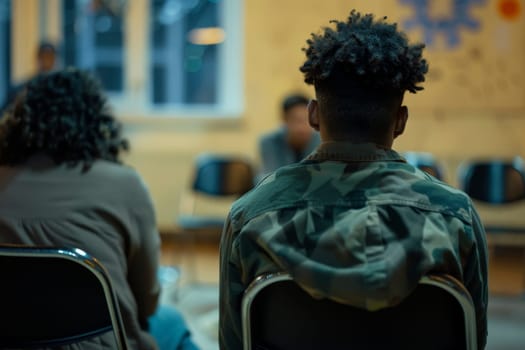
<box><xmin>178</xmin><ymin>152</ymin><xmax>525</xmax><ymax>208</ymax></box>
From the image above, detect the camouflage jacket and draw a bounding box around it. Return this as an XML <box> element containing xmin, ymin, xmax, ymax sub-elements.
<box><xmin>219</xmin><ymin>142</ymin><xmax>488</xmax><ymax>350</ymax></box>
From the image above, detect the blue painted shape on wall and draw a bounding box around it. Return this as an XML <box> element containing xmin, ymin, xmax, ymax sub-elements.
<box><xmin>400</xmin><ymin>0</ymin><xmax>486</xmax><ymax>47</ymax></box>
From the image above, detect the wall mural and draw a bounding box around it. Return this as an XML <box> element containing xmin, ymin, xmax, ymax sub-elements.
<box><xmin>397</xmin><ymin>0</ymin><xmax>524</xmax><ymax>112</ymax></box>
<box><xmin>401</xmin><ymin>0</ymin><xmax>486</xmax><ymax>48</ymax></box>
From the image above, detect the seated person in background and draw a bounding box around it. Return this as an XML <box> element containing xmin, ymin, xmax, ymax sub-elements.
<box><xmin>258</xmin><ymin>93</ymin><xmax>320</xmax><ymax>175</ymax></box>
<box><xmin>220</xmin><ymin>10</ymin><xmax>488</xmax><ymax>350</ymax></box>
<box><xmin>1</xmin><ymin>41</ymin><xmax>57</xmax><ymax>114</ymax></box>
<box><xmin>0</xmin><ymin>69</ymin><xmax>197</xmax><ymax>350</ymax></box>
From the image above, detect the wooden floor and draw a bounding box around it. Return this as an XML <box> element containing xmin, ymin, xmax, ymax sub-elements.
<box><xmin>488</xmin><ymin>247</ymin><xmax>525</xmax><ymax>295</ymax></box>
<box><xmin>161</xmin><ymin>237</ymin><xmax>525</xmax><ymax>295</ymax></box>
<box><xmin>161</xmin><ymin>239</ymin><xmax>221</xmax><ymax>285</ymax></box>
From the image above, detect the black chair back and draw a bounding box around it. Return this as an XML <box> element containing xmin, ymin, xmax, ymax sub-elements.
<box><xmin>193</xmin><ymin>154</ymin><xmax>255</xmax><ymax>197</ymax></box>
<box><xmin>403</xmin><ymin>151</ymin><xmax>445</xmax><ymax>181</ymax></box>
<box><xmin>243</xmin><ymin>273</ymin><xmax>476</xmax><ymax>350</ymax></box>
<box><xmin>0</xmin><ymin>246</ymin><xmax>129</xmax><ymax>349</ymax></box>
<box><xmin>459</xmin><ymin>158</ymin><xmax>525</xmax><ymax>204</ymax></box>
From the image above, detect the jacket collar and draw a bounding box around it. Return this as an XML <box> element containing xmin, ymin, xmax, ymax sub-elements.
<box><xmin>306</xmin><ymin>142</ymin><xmax>406</xmax><ymax>163</ymax></box>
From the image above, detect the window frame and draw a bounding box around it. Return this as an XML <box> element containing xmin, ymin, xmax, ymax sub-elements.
<box><xmin>29</xmin><ymin>0</ymin><xmax>244</xmax><ymax>121</ymax></box>
<box><xmin>0</xmin><ymin>0</ymin><xmax>11</xmax><ymax>109</ymax></box>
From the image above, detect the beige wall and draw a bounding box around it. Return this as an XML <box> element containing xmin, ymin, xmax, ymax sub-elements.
<box><xmin>11</xmin><ymin>0</ymin><xmax>39</xmax><ymax>81</ymax></box>
<box><xmin>124</xmin><ymin>0</ymin><xmax>525</xmax><ymax>228</ymax></box>
<box><xmin>11</xmin><ymin>1</ymin><xmax>525</xmax><ymax>228</ymax></box>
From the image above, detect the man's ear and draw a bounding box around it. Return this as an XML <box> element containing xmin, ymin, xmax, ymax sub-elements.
<box><xmin>308</xmin><ymin>99</ymin><xmax>320</xmax><ymax>131</ymax></box>
<box><xmin>394</xmin><ymin>106</ymin><xmax>408</xmax><ymax>138</ymax></box>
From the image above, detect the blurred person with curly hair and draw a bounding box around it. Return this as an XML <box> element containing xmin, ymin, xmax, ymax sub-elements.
<box><xmin>219</xmin><ymin>10</ymin><xmax>488</xmax><ymax>349</ymax></box>
<box><xmin>0</xmin><ymin>68</ymin><xmax>198</xmax><ymax>350</ymax></box>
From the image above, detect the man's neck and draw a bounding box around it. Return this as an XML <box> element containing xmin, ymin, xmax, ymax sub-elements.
<box><xmin>320</xmin><ymin>134</ymin><xmax>393</xmax><ymax>149</ymax></box>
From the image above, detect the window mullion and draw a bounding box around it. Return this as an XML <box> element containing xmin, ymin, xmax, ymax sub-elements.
<box><xmin>218</xmin><ymin>0</ymin><xmax>244</xmax><ymax>115</ymax></box>
<box><xmin>43</xmin><ymin>0</ymin><xmax>61</xmax><ymax>44</ymax></box>
<box><xmin>124</xmin><ymin>0</ymin><xmax>149</xmax><ymax>114</ymax></box>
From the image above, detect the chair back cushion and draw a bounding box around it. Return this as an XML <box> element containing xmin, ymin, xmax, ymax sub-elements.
<box><xmin>0</xmin><ymin>249</ymin><xmax>115</xmax><ymax>347</ymax></box>
<box><xmin>193</xmin><ymin>154</ymin><xmax>254</xmax><ymax>196</ymax></box>
<box><xmin>402</xmin><ymin>152</ymin><xmax>445</xmax><ymax>181</ymax></box>
<box><xmin>250</xmin><ymin>279</ymin><xmax>466</xmax><ymax>350</ymax></box>
<box><xmin>461</xmin><ymin>161</ymin><xmax>525</xmax><ymax>204</ymax></box>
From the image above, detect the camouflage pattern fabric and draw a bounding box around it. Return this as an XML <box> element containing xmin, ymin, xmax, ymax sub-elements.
<box><xmin>219</xmin><ymin>142</ymin><xmax>488</xmax><ymax>350</ymax></box>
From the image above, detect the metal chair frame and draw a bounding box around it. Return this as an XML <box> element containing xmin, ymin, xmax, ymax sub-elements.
<box><xmin>0</xmin><ymin>245</ymin><xmax>129</xmax><ymax>349</ymax></box>
<box><xmin>177</xmin><ymin>153</ymin><xmax>255</xmax><ymax>231</ymax></box>
<box><xmin>458</xmin><ymin>157</ymin><xmax>525</xmax><ymax>290</ymax></box>
<box><xmin>176</xmin><ymin>153</ymin><xmax>255</xmax><ymax>283</ymax></box>
<box><xmin>458</xmin><ymin>157</ymin><xmax>525</xmax><ymax>205</ymax></box>
<box><xmin>242</xmin><ymin>272</ymin><xmax>477</xmax><ymax>350</ymax></box>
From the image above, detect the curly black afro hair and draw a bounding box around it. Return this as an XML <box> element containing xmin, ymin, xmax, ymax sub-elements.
<box><xmin>0</xmin><ymin>68</ymin><xmax>128</xmax><ymax>169</ymax></box>
<box><xmin>300</xmin><ymin>10</ymin><xmax>428</xmax><ymax>93</ymax></box>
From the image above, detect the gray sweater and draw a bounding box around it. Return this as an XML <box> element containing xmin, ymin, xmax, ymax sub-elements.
<box><xmin>0</xmin><ymin>156</ymin><xmax>161</xmax><ymax>349</ymax></box>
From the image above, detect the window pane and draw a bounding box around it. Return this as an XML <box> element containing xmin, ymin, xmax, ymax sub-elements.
<box><xmin>150</xmin><ymin>0</ymin><xmax>221</xmax><ymax>106</ymax></box>
<box><xmin>62</xmin><ymin>0</ymin><xmax>124</xmax><ymax>92</ymax></box>
<box><xmin>0</xmin><ymin>0</ymin><xmax>11</xmax><ymax>111</ymax></box>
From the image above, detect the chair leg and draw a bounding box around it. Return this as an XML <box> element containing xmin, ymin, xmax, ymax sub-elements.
<box><xmin>173</xmin><ymin>229</ymin><xmax>200</xmax><ymax>286</ymax></box>
<box><xmin>185</xmin><ymin>232</ymin><xmax>199</xmax><ymax>284</ymax></box>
